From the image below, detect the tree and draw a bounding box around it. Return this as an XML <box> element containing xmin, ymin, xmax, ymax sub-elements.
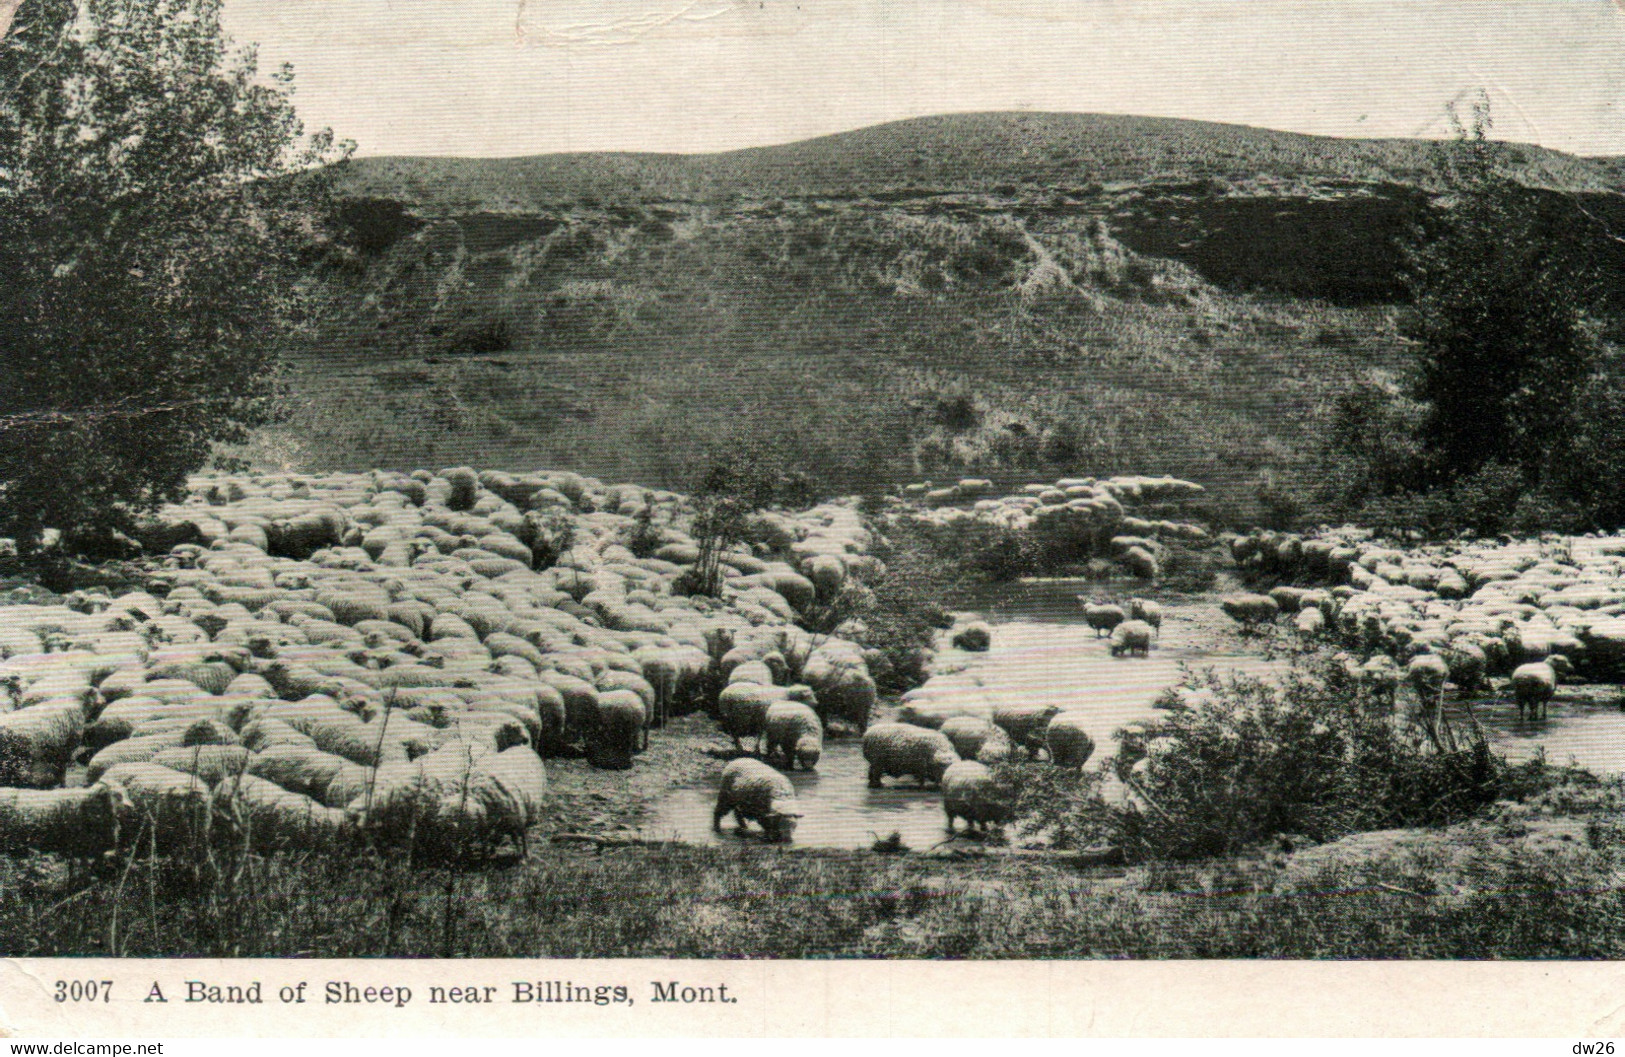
<box><xmin>0</xmin><ymin>0</ymin><xmax>350</xmax><ymax>562</ymax></box>
<box><xmin>1403</xmin><ymin>96</ymin><xmax>1605</xmax><ymax>488</ymax></box>
<box><xmin>681</xmin><ymin>448</ymin><xmax>780</xmax><ymax>598</ymax></box>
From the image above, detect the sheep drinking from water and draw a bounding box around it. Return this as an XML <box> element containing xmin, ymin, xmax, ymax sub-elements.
<box><xmin>1109</xmin><ymin>619</ymin><xmax>1155</xmax><ymax>658</ymax></box>
<box><xmin>941</xmin><ymin>760</ymin><xmax>1012</xmax><ymax>833</ymax></box>
<box><xmin>713</xmin><ymin>757</ymin><xmax>802</xmax><ymax>843</ymax></box>
<box><xmin>762</xmin><ymin>702</ymin><xmax>822</xmax><ymax>771</ymax></box>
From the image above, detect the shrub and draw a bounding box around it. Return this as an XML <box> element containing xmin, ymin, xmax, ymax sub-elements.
<box><xmin>1075</xmin><ymin>654</ymin><xmax>1542</xmax><ymax>862</ymax></box>
<box><xmin>1156</xmin><ymin>542</ymin><xmax>1222</xmax><ymax>593</ymax></box>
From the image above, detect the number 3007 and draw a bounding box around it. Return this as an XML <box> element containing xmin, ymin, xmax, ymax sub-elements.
<box><xmin>55</xmin><ymin>980</ymin><xmax>112</xmax><ymax>1002</ymax></box>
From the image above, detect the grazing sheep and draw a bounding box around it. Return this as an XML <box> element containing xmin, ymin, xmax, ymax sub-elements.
<box><xmin>713</xmin><ymin>758</ymin><xmax>802</xmax><ymax>843</ymax></box>
<box><xmin>1109</xmin><ymin>619</ymin><xmax>1155</xmax><ymax>657</ymax></box>
<box><xmin>823</xmin><ymin>668</ymin><xmax>876</xmax><ymax>734</ymax></box>
<box><xmin>717</xmin><ymin>683</ymin><xmax>784</xmax><ymax>753</ymax></box>
<box><xmin>950</xmin><ymin>622</ymin><xmax>992</xmax><ymax>652</ymax></box>
<box><xmin>1443</xmin><ymin>643</ymin><xmax>1489</xmax><ymax>694</ymax></box>
<box><xmin>534</xmin><ymin>669</ymin><xmax>598</xmax><ymax>731</ymax></box>
<box><xmin>590</xmin><ymin>689</ymin><xmax>646</xmax><ymax>769</ymax></box>
<box><xmin>804</xmin><ymin>554</ymin><xmax>846</xmax><ymax>600</ymax></box>
<box><xmin>247</xmin><ymin>742</ymin><xmax>358</xmax><ymax>801</ymax></box>
<box><xmin>212</xmin><ymin>773</ymin><xmax>352</xmax><ymax>851</ymax></box>
<box><xmin>1079</xmin><ymin>601</ymin><xmax>1126</xmax><ymax>638</ymax></box>
<box><xmin>939</xmin><ymin>716</ymin><xmax>999</xmax><ymax>761</ymax></box>
<box><xmin>1045</xmin><ymin>712</ymin><xmax>1096</xmax><ymax>770</ymax></box>
<box><xmin>151</xmin><ymin>745</ymin><xmax>251</xmax><ymax>786</ymax></box>
<box><xmin>240</xmin><ymin>716</ymin><xmax>316</xmax><ymax>752</ymax></box>
<box><xmin>1406</xmin><ymin>653</ymin><xmax>1449</xmax><ymax>705</ymax></box>
<box><xmin>762</xmin><ymin>702</ymin><xmax>822</xmax><ymax>771</ymax></box>
<box><xmin>862</xmin><ymin>723</ymin><xmax>960</xmax><ymax>788</ymax></box>
<box><xmin>87</xmin><ymin>733</ymin><xmax>183</xmax><ymax>781</ymax></box>
<box><xmin>470</xmin><ymin>745</ymin><xmax>548</xmax><ymax>834</ymax></box>
<box><xmin>0</xmin><ymin>782</ymin><xmax>134</xmax><ymax>857</ymax></box>
<box><xmin>1511</xmin><ymin>660</ymin><xmax>1566</xmax><ymax>721</ymax></box>
<box><xmin>0</xmin><ymin>699</ymin><xmax>85</xmax><ymax>788</ymax></box>
<box><xmin>1120</xmin><ymin>545</ymin><xmax>1159</xmax><ymax>581</ymax></box>
<box><xmin>728</xmin><ymin>660</ymin><xmax>778</xmax><ymax>687</ymax></box>
<box><xmin>941</xmin><ymin>761</ymin><xmax>1012</xmax><ymax>833</ymax></box>
<box><xmin>1220</xmin><ymin>594</ymin><xmax>1280</xmax><ymax>628</ymax></box>
<box><xmin>1355</xmin><ymin>655</ymin><xmax>1401</xmax><ymax>711</ymax></box>
<box><xmin>264</xmin><ymin>698</ymin><xmax>403</xmax><ymax>767</ymax></box>
<box><xmin>1126</xmin><ymin>598</ymin><xmax>1162</xmax><ymax>638</ymax></box>
<box><xmin>992</xmin><ymin>703</ymin><xmax>1061</xmax><ymax>757</ymax></box>
<box><xmin>634</xmin><ymin>646</ymin><xmax>682</xmax><ymax>731</ymax></box>
<box><xmin>99</xmin><ymin>762</ymin><xmax>212</xmax><ymax>845</ymax></box>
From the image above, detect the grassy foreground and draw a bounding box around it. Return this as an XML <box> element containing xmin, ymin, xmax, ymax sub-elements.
<box><xmin>4</xmin><ymin>793</ymin><xmax>1623</xmax><ymax>959</ymax></box>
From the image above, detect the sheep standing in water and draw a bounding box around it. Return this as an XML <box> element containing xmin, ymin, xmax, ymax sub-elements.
<box><xmin>713</xmin><ymin>758</ymin><xmax>802</xmax><ymax>843</ymax></box>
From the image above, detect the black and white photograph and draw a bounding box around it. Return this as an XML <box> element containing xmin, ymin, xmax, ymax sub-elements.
<box><xmin>2</xmin><ymin>0</ymin><xmax>1625</xmax><ymax>1036</ymax></box>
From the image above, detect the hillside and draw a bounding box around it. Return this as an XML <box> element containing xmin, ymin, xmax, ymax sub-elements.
<box><xmin>337</xmin><ymin>112</ymin><xmax>1622</xmax><ymax>208</ymax></box>
<box><xmin>258</xmin><ymin>113</ymin><xmax>1625</xmax><ymax>522</ymax></box>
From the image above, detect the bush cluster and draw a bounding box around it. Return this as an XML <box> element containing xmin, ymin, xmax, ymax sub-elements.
<box><xmin>1007</xmin><ymin>652</ymin><xmax>1556</xmax><ymax>862</ymax></box>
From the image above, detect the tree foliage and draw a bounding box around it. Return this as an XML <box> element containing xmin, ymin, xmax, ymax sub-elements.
<box><xmin>0</xmin><ymin>0</ymin><xmax>350</xmax><ymax>558</ymax></box>
<box><xmin>1303</xmin><ymin>97</ymin><xmax>1622</xmax><ymax>535</ymax></box>
<box><xmin>1403</xmin><ymin>97</ymin><xmax>1607</xmax><ymax>490</ymax></box>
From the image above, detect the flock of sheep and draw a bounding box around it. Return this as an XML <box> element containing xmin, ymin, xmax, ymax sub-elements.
<box><xmin>0</xmin><ymin>467</ymin><xmax>884</xmax><ymax>859</ymax></box>
<box><xmin>707</xmin><ymin>619</ymin><xmax>1091</xmax><ymax>841</ymax></box>
<box><xmin>895</xmin><ymin>474</ymin><xmax>1210</xmax><ymax>580</ymax></box>
<box><xmin>1219</xmin><ymin>527</ymin><xmax>1625</xmax><ymax>720</ymax></box>
<box><xmin>13</xmin><ymin>459</ymin><xmax>1624</xmax><ymax>859</ymax></box>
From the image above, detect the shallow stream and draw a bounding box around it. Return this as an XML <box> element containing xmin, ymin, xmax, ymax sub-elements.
<box><xmin>643</xmin><ymin>578</ymin><xmax>1625</xmax><ymax>849</ymax></box>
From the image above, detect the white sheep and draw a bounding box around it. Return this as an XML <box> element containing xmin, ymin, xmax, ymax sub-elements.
<box><xmin>100</xmin><ymin>761</ymin><xmax>212</xmax><ymax>845</ymax></box>
<box><xmin>1511</xmin><ymin>658</ymin><xmax>1570</xmax><ymax>721</ymax></box>
<box><xmin>1079</xmin><ymin>601</ymin><xmax>1126</xmax><ymax>637</ymax></box>
<box><xmin>1220</xmin><ymin>594</ymin><xmax>1280</xmax><ymax>628</ymax></box>
<box><xmin>713</xmin><ymin>757</ymin><xmax>802</xmax><ymax>843</ymax></box>
<box><xmin>247</xmin><ymin>742</ymin><xmax>360</xmax><ymax>802</ymax></box>
<box><xmin>938</xmin><ymin>716</ymin><xmax>1001</xmax><ymax>762</ymax></box>
<box><xmin>992</xmin><ymin>703</ymin><xmax>1061</xmax><ymax>757</ymax></box>
<box><xmin>151</xmin><ymin>744</ymin><xmax>251</xmax><ymax>786</ymax></box>
<box><xmin>1406</xmin><ymin>653</ymin><xmax>1449</xmax><ymax>705</ymax></box>
<box><xmin>1109</xmin><ymin>619</ymin><xmax>1155</xmax><ymax>657</ymax></box>
<box><xmin>0</xmin><ymin>782</ymin><xmax>134</xmax><ymax>857</ymax></box>
<box><xmin>950</xmin><ymin>622</ymin><xmax>992</xmax><ymax>652</ymax></box>
<box><xmin>1126</xmin><ymin>598</ymin><xmax>1162</xmax><ymax>637</ymax></box>
<box><xmin>1120</xmin><ymin>545</ymin><xmax>1159</xmax><ymax>581</ymax></box>
<box><xmin>941</xmin><ymin>760</ymin><xmax>1012</xmax><ymax>833</ymax></box>
<box><xmin>0</xmin><ymin>698</ymin><xmax>85</xmax><ymax>788</ymax></box>
<box><xmin>213</xmin><ymin>772</ymin><xmax>353</xmax><ymax>851</ymax></box>
<box><xmin>1355</xmin><ymin>654</ymin><xmax>1401</xmax><ymax>711</ymax></box>
<box><xmin>1044</xmin><ymin>712</ymin><xmax>1096</xmax><ymax>770</ymax></box>
<box><xmin>862</xmin><ymin>723</ymin><xmax>960</xmax><ymax>788</ymax></box>
<box><xmin>762</xmin><ymin>701</ymin><xmax>822</xmax><ymax>771</ymax></box>
<box><xmin>590</xmin><ymin>689</ymin><xmax>646</xmax><ymax>769</ymax></box>
<box><xmin>717</xmin><ymin>683</ymin><xmax>784</xmax><ymax>752</ymax></box>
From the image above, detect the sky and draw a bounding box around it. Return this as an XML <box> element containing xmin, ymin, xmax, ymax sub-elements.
<box><xmin>219</xmin><ymin>0</ymin><xmax>1625</xmax><ymax>158</ymax></box>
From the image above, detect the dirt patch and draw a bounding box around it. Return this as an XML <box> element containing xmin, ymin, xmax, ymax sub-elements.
<box><xmin>538</xmin><ymin>713</ymin><xmax>758</xmax><ymax>835</ymax></box>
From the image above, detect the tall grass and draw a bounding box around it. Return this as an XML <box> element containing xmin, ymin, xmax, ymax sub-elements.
<box><xmin>7</xmin><ymin>825</ymin><xmax>1625</xmax><ymax>958</ymax></box>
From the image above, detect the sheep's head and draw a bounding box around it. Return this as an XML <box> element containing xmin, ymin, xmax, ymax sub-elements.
<box><xmin>794</xmin><ymin>735</ymin><xmax>822</xmax><ymax>771</ymax></box>
<box><xmin>762</xmin><ymin>805</ymin><xmax>802</xmax><ymax>843</ymax></box>
<box><xmin>1550</xmin><ymin>654</ymin><xmax>1575</xmax><ymax>678</ymax></box>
